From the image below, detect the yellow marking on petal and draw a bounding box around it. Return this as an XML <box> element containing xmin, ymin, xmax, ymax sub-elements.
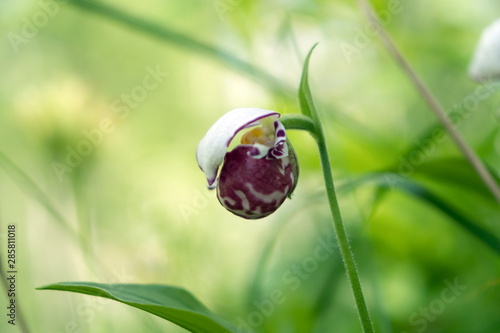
<box><xmin>241</xmin><ymin>127</ymin><xmax>274</xmax><ymax>147</ymax></box>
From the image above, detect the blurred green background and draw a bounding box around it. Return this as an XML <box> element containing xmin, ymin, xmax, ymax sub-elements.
<box><xmin>1</xmin><ymin>0</ymin><xmax>499</xmax><ymax>332</ymax></box>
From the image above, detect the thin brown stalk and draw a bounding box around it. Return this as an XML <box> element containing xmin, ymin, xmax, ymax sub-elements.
<box><xmin>357</xmin><ymin>0</ymin><xmax>500</xmax><ymax>204</ymax></box>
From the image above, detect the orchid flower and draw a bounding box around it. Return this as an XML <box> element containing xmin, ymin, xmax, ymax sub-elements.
<box><xmin>196</xmin><ymin>108</ymin><xmax>299</xmax><ymax>219</ymax></box>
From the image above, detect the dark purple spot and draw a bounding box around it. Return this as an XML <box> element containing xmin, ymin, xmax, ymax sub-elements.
<box><xmin>277</xmin><ymin>129</ymin><xmax>285</xmax><ymax>137</ymax></box>
<box><xmin>248</xmin><ymin>147</ymin><xmax>260</xmax><ymax>156</ymax></box>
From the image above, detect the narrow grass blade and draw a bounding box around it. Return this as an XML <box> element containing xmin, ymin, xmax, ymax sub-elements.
<box><xmin>373</xmin><ymin>174</ymin><xmax>500</xmax><ymax>255</ymax></box>
<box><xmin>0</xmin><ymin>151</ymin><xmax>77</xmax><ymax>238</ymax></box>
<box><xmin>398</xmin><ymin>181</ymin><xmax>500</xmax><ymax>255</ymax></box>
<box><xmin>66</xmin><ymin>0</ymin><xmax>291</xmax><ymax>98</ymax></box>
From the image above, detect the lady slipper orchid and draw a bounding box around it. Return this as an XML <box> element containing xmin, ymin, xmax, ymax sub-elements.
<box><xmin>196</xmin><ymin>108</ymin><xmax>299</xmax><ymax>219</ymax></box>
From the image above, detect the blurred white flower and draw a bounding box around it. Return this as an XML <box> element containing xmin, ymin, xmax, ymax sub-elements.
<box><xmin>469</xmin><ymin>19</ymin><xmax>500</xmax><ymax>81</ymax></box>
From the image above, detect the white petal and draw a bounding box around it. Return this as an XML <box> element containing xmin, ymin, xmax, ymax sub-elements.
<box><xmin>196</xmin><ymin>108</ymin><xmax>279</xmax><ymax>187</ymax></box>
<box><xmin>247</xmin><ymin>143</ymin><xmax>272</xmax><ymax>159</ymax></box>
<box><xmin>469</xmin><ymin>19</ymin><xmax>500</xmax><ymax>81</ymax></box>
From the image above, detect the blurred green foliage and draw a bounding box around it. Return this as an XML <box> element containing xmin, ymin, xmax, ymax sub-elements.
<box><xmin>1</xmin><ymin>0</ymin><xmax>499</xmax><ymax>332</ymax></box>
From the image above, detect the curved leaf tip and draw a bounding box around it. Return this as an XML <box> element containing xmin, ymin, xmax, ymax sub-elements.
<box><xmin>299</xmin><ymin>43</ymin><xmax>320</xmax><ymax>123</ymax></box>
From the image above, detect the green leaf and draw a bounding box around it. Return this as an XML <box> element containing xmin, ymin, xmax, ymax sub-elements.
<box><xmin>413</xmin><ymin>157</ymin><xmax>500</xmax><ymax>202</ymax></box>
<box><xmin>38</xmin><ymin>282</ymin><xmax>236</xmax><ymax>333</ymax></box>
<box><xmin>396</xmin><ymin>181</ymin><xmax>500</xmax><ymax>255</ymax></box>
<box><xmin>374</xmin><ymin>174</ymin><xmax>500</xmax><ymax>256</ymax></box>
<box><xmin>298</xmin><ymin>43</ymin><xmax>319</xmax><ymax>121</ymax></box>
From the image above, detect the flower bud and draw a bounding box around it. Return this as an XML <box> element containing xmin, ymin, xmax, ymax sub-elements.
<box><xmin>196</xmin><ymin>108</ymin><xmax>299</xmax><ymax>219</ymax></box>
<box><xmin>217</xmin><ymin>144</ymin><xmax>298</xmax><ymax>219</ymax></box>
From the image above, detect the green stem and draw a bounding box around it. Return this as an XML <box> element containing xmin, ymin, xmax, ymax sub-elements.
<box><xmin>315</xmin><ymin>126</ymin><xmax>375</xmax><ymax>333</ymax></box>
<box><xmin>285</xmin><ymin>116</ymin><xmax>375</xmax><ymax>332</ymax></box>
<box><xmin>280</xmin><ymin>114</ymin><xmax>317</xmax><ymax>139</ymax></box>
<box><xmin>291</xmin><ymin>43</ymin><xmax>375</xmax><ymax>332</ymax></box>
<box><xmin>282</xmin><ymin>119</ymin><xmax>374</xmax><ymax>332</ymax></box>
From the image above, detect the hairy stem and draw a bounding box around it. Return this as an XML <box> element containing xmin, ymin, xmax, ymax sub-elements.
<box><xmin>295</xmin><ymin>43</ymin><xmax>375</xmax><ymax>332</ymax></box>
<box><xmin>284</xmin><ymin>116</ymin><xmax>375</xmax><ymax>332</ymax></box>
<box><xmin>315</xmin><ymin>127</ymin><xmax>375</xmax><ymax>333</ymax></box>
<box><xmin>357</xmin><ymin>0</ymin><xmax>500</xmax><ymax>204</ymax></box>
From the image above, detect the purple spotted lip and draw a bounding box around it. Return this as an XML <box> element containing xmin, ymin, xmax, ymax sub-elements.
<box><xmin>196</xmin><ymin>108</ymin><xmax>299</xmax><ymax>219</ymax></box>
